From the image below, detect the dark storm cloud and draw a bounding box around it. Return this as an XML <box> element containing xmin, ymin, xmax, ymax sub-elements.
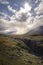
<box><xmin>15</xmin><ymin>13</ymin><xmax>29</xmax><ymax>22</ymax></box>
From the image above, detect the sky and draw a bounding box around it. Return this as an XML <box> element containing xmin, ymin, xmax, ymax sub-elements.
<box><xmin>0</xmin><ymin>0</ymin><xmax>43</xmax><ymax>35</ymax></box>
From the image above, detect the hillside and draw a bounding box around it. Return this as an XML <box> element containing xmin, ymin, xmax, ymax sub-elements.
<box><xmin>26</xmin><ymin>26</ymin><xmax>43</xmax><ymax>35</ymax></box>
<box><xmin>0</xmin><ymin>34</ymin><xmax>43</xmax><ymax>65</ymax></box>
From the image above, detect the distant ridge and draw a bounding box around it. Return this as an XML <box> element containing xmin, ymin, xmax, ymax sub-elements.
<box><xmin>26</xmin><ymin>26</ymin><xmax>43</xmax><ymax>35</ymax></box>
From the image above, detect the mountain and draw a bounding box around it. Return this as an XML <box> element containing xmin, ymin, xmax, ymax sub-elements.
<box><xmin>27</xmin><ymin>26</ymin><xmax>43</xmax><ymax>35</ymax></box>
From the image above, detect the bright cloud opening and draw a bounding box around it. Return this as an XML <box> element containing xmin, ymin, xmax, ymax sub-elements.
<box><xmin>24</xmin><ymin>3</ymin><xmax>31</xmax><ymax>12</ymax></box>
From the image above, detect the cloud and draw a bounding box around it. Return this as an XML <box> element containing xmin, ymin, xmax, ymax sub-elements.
<box><xmin>30</xmin><ymin>15</ymin><xmax>43</xmax><ymax>30</ymax></box>
<box><xmin>7</xmin><ymin>3</ymin><xmax>32</xmax><ymax>24</ymax></box>
<box><xmin>9</xmin><ymin>3</ymin><xmax>31</xmax><ymax>23</ymax></box>
<box><xmin>0</xmin><ymin>12</ymin><xmax>10</xmax><ymax>20</ymax></box>
<box><xmin>0</xmin><ymin>10</ymin><xmax>33</xmax><ymax>34</ymax></box>
<box><xmin>0</xmin><ymin>1</ymin><xmax>43</xmax><ymax>35</ymax></box>
<box><xmin>0</xmin><ymin>18</ymin><xmax>28</xmax><ymax>34</ymax></box>
<box><xmin>0</xmin><ymin>0</ymin><xmax>9</xmax><ymax>4</ymax></box>
<box><xmin>8</xmin><ymin>5</ymin><xmax>16</xmax><ymax>13</ymax></box>
<box><xmin>35</xmin><ymin>0</ymin><xmax>43</xmax><ymax>15</ymax></box>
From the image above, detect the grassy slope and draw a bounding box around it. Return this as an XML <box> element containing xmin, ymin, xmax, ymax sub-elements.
<box><xmin>0</xmin><ymin>34</ymin><xmax>43</xmax><ymax>65</ymax></box>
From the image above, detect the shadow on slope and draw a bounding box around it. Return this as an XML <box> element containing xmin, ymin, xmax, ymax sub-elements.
<box><xmin>14</xmin><ymin>37</ymin><xmax>43</xmax><ymax>58</ymax></box>
<box><xmin>18</xmin><ymin>38</ymin><xmax>43</xmax><ymax>58</ymax></box>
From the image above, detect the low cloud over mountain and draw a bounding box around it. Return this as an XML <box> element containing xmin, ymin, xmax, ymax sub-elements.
<box><xmin>27</xmin><ymin>26</ymin><xmax>43</xmax><ymax>35</ymax></box>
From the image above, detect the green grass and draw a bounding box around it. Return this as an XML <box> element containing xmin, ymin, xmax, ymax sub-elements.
<box><xmin>0</xmin><ymin>34</ymin><xmax>43</xmax><ymax>65</ymax></box>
